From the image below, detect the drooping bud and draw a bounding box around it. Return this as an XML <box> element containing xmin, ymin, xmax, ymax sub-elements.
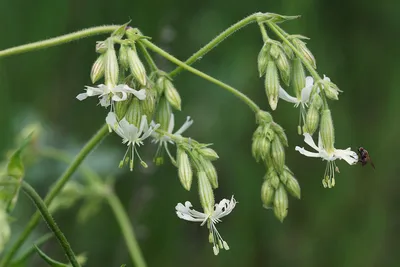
<box><xmin>177</xmin><ymin>148</ymin><xmax>193</xmax><ymax>191</ymax></box>
<box><xmin>310</xmin><ymin>94</ymin><xmax>323</xmax><ymax>110</ymax></box>
<box><xmin>197</xmin><ymin>171</ymin><xmax>215</xmax><ymax>215</ymax></box>
<box><xmin>119</xmin><ymin>44</ymin><xmax>130</xmax><ymax>70</ymax></box>
<box><xmin>269</xmin><ymin>44</ymin><xmax>281</xmax><ymax>59</ymax></box>
<box><xmin>155</xmin><ymin>97</ymin><xmax>172</xmax><ymax>131</ymax></box>
<box><xmin>115</xmin><ymin>96</ymin><xmax>132</xmax><ymax>120</ymax></box>
<box><xmin>127</xmin><ymin>46</ymin><xmax>147</xmax><ymax>86</ymax></box>
<box><xmin>292</xmin><ymin>58</ymin><xmax>305</xmax><ymax>98</ymax></box>
<box><xmin>96</xmin><ymin>41</ymin><xmax>107</xmax><ymax>53</ymax></box>
<box><xmin>125</xmin><ymin>98</ymin><xmax>142</xmax><ymax>126</ymax></box>
<box><xmin>264</xmin><ymin>61</ymin><xmax>279</xmax><ymax>110</ymax></box>
<box><xmin>275</xmin><ymin>51</ymin><xmax>291</xmax><ymax>86</ymax></box>
<box><xmin>255</xmin><ymin>110</ymin><xmax>273</xmax><ymax>124</ymax></box>
<box><xmin>251</xmin><ymin>135</ymin><xmax>271</xmax><ymax>162</ymax></box>
<box><xmin>258</xmin><ymin>43</ymin><xmax>270</xmax><ymax>77</ymax></box>
<box><xmin>305</xmin><ymin>107</ymin><xmax>320</xmax><ymax>135</ymax></box>
<box><xmin>261</xmin><ymin>179</ymin><xmax>275</xmax><ymax>209</ymax></box>
<box><xmin>273</xmin><ymin>184</ymin><xmax>288</xmax><ymax>222</ymax></box>
<box><xmin>199</xmin><ymin>147</ymin><xmax>219</xmax><ymax>161</ymax></box>
<box><xmin>90</xmin><ymin>54</ymin><xmax>105</xmax><ymax>84</ymax></box>
<box><xmin>198</xmin><ymin>157</ymin><xmax>218</xmax><ymax>189</ymax></box>
<box><xmin>283</xmin><ymin>169</ymin><xmax>301</xmax><ymax>199</ymax></box>
<box><xmin>164</xmin><ymin>79</ymin><xmax>182</xmax><ymax>111</ymax></box>
<box><xmin>271</xmin><ymin>122</ymin><xmax>288</xmax><ymax>147</ymax></box>
<box><xmin>322</xmin><ymin>79</ymin><xmax>341</xmax><ymax>100</ymax></box>
<box><xmin>104</xmin><ymin>39</ymin><xmax>119</xmax><ymax>87</ymax></box>
<box><xmin>266</xmin><ymin>169</ymin><xmax>280</xmax><ymax>189</ymax></box>
<box><xmin>141</xmin><ymin>88</ymin><xmax>156</xmax><ymax>120</ymax></box>
<box><xmin>320</xmin><ymin>109</ymin><xmax>335</xmax><ymax>154</ymax></box>
<box><xmin>125</xmin><ymin>27</ymin><xmax>142</xmax><ymax>42</ymax></box>
<box><xmin>271</xmin><ymin>137</ymin><xmax>285</xmax><ymax>173</ymax></box>
<box><xmin>292</xmin><ymin>38</ymin><xmax>316</xmax><ymax>69</ymax></box>
<box><xmin>282</xmin><ymin>41</ymin><xmax>294</xmax><ymax>59</ymax></box>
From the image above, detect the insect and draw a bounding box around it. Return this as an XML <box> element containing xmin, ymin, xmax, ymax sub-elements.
<box><xmin>357</xmin><ymin>147</ymin><xmax>375</xmax><ymax>169</ymax></box>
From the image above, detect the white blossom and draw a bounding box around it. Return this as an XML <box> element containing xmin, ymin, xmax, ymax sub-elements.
<box><xmin>176</xmin><ymin>196</ymin><xmax>237</xmax><ymax>255</ymax></box>
<box><xmin>295</xmin><ymin>133</ymin><xmax>358</xmax><ymax>188</ymax></box>
<box><xmin>106</xmin><ymin>112</ymin><xmax>159</xmax><ymax>170</ymax></box>
<box><xmin>76</xmin><ymin>84</ymin><xmax>146</xmax><ymax>108</ymax></box>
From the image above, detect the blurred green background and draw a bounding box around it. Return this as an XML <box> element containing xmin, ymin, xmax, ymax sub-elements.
<box><xmin>0</xmin><ymin>0</ymin><xmax>399</xmax><ymax>266</ymax></box>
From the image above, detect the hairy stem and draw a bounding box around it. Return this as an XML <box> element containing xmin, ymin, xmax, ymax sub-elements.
<box><xmin>141</xmin><ymin>39</ymin><xmax>260</xmax><ymax>113</ymax></box>
<box><xmin>169</xmin><ymin>12</ymin><xmax>262</xmax><ymax>77</ymax></box>
<box><xmin>137</xmin><ymin>41</ymin><xmax>158</xmax><ymax>72</ymax></box>
<box><xmin>0</xmin><ymin>124</ymin><xmax>109</xmax><ymax>267</ymax></box>
<box><xmin>0</xmin><ymin>26</ymin><xmax>119</xmax><ymax>58</ymax></box>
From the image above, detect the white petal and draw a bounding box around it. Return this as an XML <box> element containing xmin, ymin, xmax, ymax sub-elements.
<box><xmin>213</xmin><ymin>196</ymin><xmax>237</xmax><ymax>220</ymax></box>
<box><xmin>99</xmin><ymin>96</ymin><xmax>111</xmax><ymax>107</ymax></box>
<box><xmin>278</xmin><ymin>87</ymin><xmax>299</xmax><ymax>104</ymax></box>
<box><xmin>301</xmin><ymin>84</ymin><xmax>313</xmax><ymax>103</ymax></box>
<box><xmin>174</xmin><ymin>116</ymin><xmax>193</xmax><ymax>135</ymax></box>
<box><xmin>295</xmin><ymin>146</ymin><xmax>321</xmax><ymax>158</ymax></box>
<box><xmin>323</xmin><ymin>75</ymin><xmax>331</xmax><ymax>82</ymax></box>
<box><xmin>119</xmin><ymin>119</ymin><xmax>139</xmax><ymax>141</ymax></box>
<box><xmin>303</xmin><ymin>133</ymin><xmax>320</xmax><ymax>152</ymax></box>
<box><xmin>112</xmin><ymin>91</ymin><xmax>128</xmax><ymax>102</ymax></box>
<box><xmin>167</xmin><ymin>114</ymin><xmax>175</xmax><ymax>134</ymax></box>
<box><xmin>305</xmin><ymin>76</ymin><xmax>314</xmax><ymax>87</ymax></box>
<box><xmin>132</xmin><ymin>88</ymin><xmax>147</xmax><ymax>100</ymax></box>
<box><xmin>335</xmin><ymin>148</ymin><xmax>358</xmax><ymax>165</ymax></box>
<box><xmin>76</xmin><ymin>93</ymin><xmax>88</xmax><ymax>101</ymax></box>
<box><xmin>175</xmin><ymin>201</ymin><xmax>207</xmax><ymax>222</ymax></box>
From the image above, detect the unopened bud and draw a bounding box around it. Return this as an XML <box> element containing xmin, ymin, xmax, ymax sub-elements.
<box><xmin>164</xmin><ymin>79</ymin><xmax>182</xmax><ymax>111</ymax></box>
<box><xmin>292</xmin><ymin>38</ymin><xmax>316</xmax><ymax>69</ymax></box>
<box><xmin>256</xmin><ymin>110</ymin><xmax>273</xmax><ymax>124</ymax></box>
<box><xmin>310</xmin><ymin>94</ymin><xmax>323</xmax><ymax>110</ymax></box>
<box><xmin>275</xmin><ymin>50</ymin><xmax>291</xmax><ymax>86</ymax></box>
<box><xmin>269</xmin><ymin>44</ymin><xmax>281</xmax><ymax>59</ymax></box>
<box><xmin>271</xmin><ymin>122</ymin><xmax>288</xmax><ymax>147</ymax></box>
<box><xmin>322</xmin><ymin>78</ymin><xmax>341</xmax><ymax>100</ymax></box>
<box><xmin>125</xmin><ymin>98</ymin><xmax>142</xmax><ymax>126</ymax></box>
<box><xmin>127</xmin><ymin>46</ymin><xmax>147</xmax><ymax>86</ymax></box>
<box><xmin>177</xmin><ymin>148</ymin><xmax>193</xmax><ymax>191</ymax></box>
<box><xmin>199</xmin><ymin>147</ymin><xmax>219</xmax><ymax>161</ymax></box>
<box><xmin>261</xmin><ymin>179</ymin><xmax>275</xmax><ymax>209</ymax></box>
<box><xmin>126</xmin><ymin>27</ymin><xmax>142</xmax><ymax>41</ymax></box>
<box><xmin>156</xmin><ymin>76</ymin><xmax>166</xmax><ymax>95</ymax></box>
<box><xmin>96</xmin><ymin>41</ymin><xmax>107</xmax><ymax>53</ymax></box>
<box><xmin>282</xmin><ymin>42</ymin><xmax>294</xmax><ymax>59</ymax></box>
<box><xmin>266</xmin><ymin>170</ymin><xmax>280</xmax><ymax>189</ymax></box>
<box><xmin>104</xmin><ymin>39</ymin><xmax>119</xmax><ymax>87</ymax></box>
<box><xmin>274</xmin><ymin>184</ymin><xmax>288</xmax><ymax>222</ymax></box>
<box><xmin>197</xmin><ymin>171</ymin><xmax>215</xmax><ymax>214</ymax></box>
<box><xmin>271</xmin><ymin>137</ymin><xmax>285</xmax><ymax>173</ymax></box>
<box><xmin>292</xmin><ymin>58</ymin><xmax>305</xmax><ymax>98</ymax></box>
<box><xmin>305</xmin><ymin>107</ymin><xmax>320</xmax><ymax>135</ymax></box>
<box><xmin>155</xmin><ymin>97</ymin><xmax>172</xmax><ymax>131</ymax></box>
<box><xmin>90</xmin><ymin>54</ymin><xmax>105</xmax><ymax>84</ymax></box>
<box><xmin>252</xmin><ymin>136</ymin><xmax>271</xmax><ymax>162</ymax></box>
<box><xmin>199</xmin><ymin>157</ymin><xmax>218</xmax><ymax>189</ymax></box>
<box><xmin>320</xmin><ymin>109</ymin><xmax>335</xmax><ymax>154</ymax></box>
<box><xmin>115</xmin><ymin>96</ymin><xmax>131</xmax><ymax>120</ymax></box>
<box><xmin>284</xmin><ymin>170</ymin><xmax>301</xmax><ymax>199</ymax></box>
<box><xmin>141</xmin><ymin>88</ymin><xmax>156</xmax><ymax>119</ymax></box>
<box><xmin>119</xmin><ymin>44</ymin><xmax>130</xmax><ymax>70</ymax></box>
<box><xmin>265</xmin><ymin>61</ymin><xmax>279</xmax><ymax>110</ymax></box>
<box><xmin>257</xmin><ymin>43</ymin><xmax>270</xmax><ymax>77</ymax></box>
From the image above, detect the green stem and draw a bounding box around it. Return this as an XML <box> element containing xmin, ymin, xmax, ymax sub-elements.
<box><xmin>258</xmin><ymin>22</ymin><xmax>269</xmax><ymax>42</ymax></box>
<box><xmin>0</xmin><ymin>26</ymin><xmax>119</xmax><ymax>58</ymax></box>
<box><xmin>168</xmin><ymin>12</ymin><xmax>262</xmax><ymax>78</ymax></box>
<box><xmin>11</xmin><ymin>233</ymin><xmax>54</xmax><ymax>266</ymax></box>
<box><xmin>0</xmin><ymin>124</ymin><xmax>109</xmax><ymax>267</ymax></box>
<box><xmin>106</xmin><ymin>191</ymin><xmax>147</xmax><ymax>267</ymax></box>
<box><xmin>141</xmin><ymin>39</ymin><xmax>260</xmax><ymax>113</ymax></box>
<box><xmin>137</xmin><ymin>41</ymin><xmax>158</xmax><ymax>72</ymax></box>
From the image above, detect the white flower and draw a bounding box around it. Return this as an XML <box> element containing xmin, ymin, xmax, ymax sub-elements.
<box><xmin>76</xmin><ymin>84</ymin><xmax>146</xmax><ymax>108</ymax></box>
<box><xmin>176</xmin><ymin>196</ymin><xmax>237</xmax><ymax>255</ymax></box>
<box><xmin>106</xmin><ymin>112</ymin><xmax>159</xmax><ymax>170</ymax></box>
<box><xmin>295</xmin><ymin>133</ymin><xmax>358</xmax><ymax>188</ymax></box>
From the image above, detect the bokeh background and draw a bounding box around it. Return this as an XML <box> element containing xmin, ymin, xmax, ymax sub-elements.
<box><xmin>0</xmin><ymin>0</ymin><xmax>399</xmax><ymax>266</ymax></box>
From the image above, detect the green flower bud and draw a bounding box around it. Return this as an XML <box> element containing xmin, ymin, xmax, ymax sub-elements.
<box><xmin>271</xmin><ymin>137</ymin><xmax>285</xmax><ymax>173</ymax></box>
<box><xmin>305</xmin><ymin>107</ymin><xmax>320</xmax><ymax>135</ymax></box>
<box><xmin>141</xmin><ymin>88</ymin><xmax>156</xmax><ymax>120</ymax></box>
<box><xmin>310</xmin><ymin>94</ymin><xmax>323</xmax><ymax>110</ymax></box>
<box><xmin>127</xmin><ymin>46</ymin><xmax>147</xmax><ymax>86</ymax></box>
<box><xmin>164</xmin><ymin>79</ymin><xmax>182</xmax><ymax>111</ymax></box>
<box><xmin>156</xmin><ymin>76</ymin><xmax>166</xmax><ymax>95</ymax></box>
<box><xmin>114</xmin><ymin>96</ymin><xmax>131</xmax><ymax>120</ymax></box>
<box><xmin>271</xmin><ymin>122</ymin><xmax>288</xmax><ymax>147</ymax></box>
<box><xmin>255</xmin><ymin>110</ymin><xmax>273</xmax><ymax>124</ymax></box>
<box><xmin>292</xmin><ymin>58</ymin><xmax>305</xmax><ymax>98</ymax></box>
<box><xmin>125</xmin><ymin>98</ymin><xmax>142</xmax><ymax>126</ymax></box>
<box><xmin>104</xmin><ymin>39</ymin><xmax>119</xmax><ymax>87</ymax></box>
<box><xmin>96</xmin><ymin>41</ymin><xmax>107</xmax><ymax>53</ymax></box>
<box><xmin>276</xmin><ymin>52</ymin><xmax>291</xmax><ymax>86</ymax></box>
<box><xmin>257</xmin><ymin>43</ymin><xmax>270</xmax><ymax>77</ymax></box>
<box><xmin>198</xmin><ymin>171</ymin><xmax>215</xmax><ymax>214</ymax></box>
<box><xmin>274</xmin><ymin>184</ymin><xmax>288</xmax><ymax>222</ymax></box>
<box><xmin>282</xmin><ymin>41</ymin><xmax>294</xmax><ymax>59</ymax></box>
<box><xmin>155</xmin><ymin>97</ymin><xmax>172</xmax><ymax>131</ymax></box>
<box><xmin>266</xmin><ymin>170</ymin><xmax>280</xmax><ymax>189</ymax></box>
<box><xmin>264</xmin><ymin>61</ymin><xmax>279</xmax><ymax>110</ymax></box>
<box><xmin>126</xmin><ymin>27</ymin><xmax>142</xmax><ymax>42</ymax></box>
<box><xmin>279</xmin><ymin>172</ymin><xmax>288</xmax><ymax>184</ymax></box>
<box><xmin>269</xmin><ymin>44</ymin><xmax>281</xmax><ymax>59</ymax></box>
<box><xmin>199</xmin><ymin>147</ymin><xmax>219</xmax><ymax>161</ymax></box>
<box><xmin>261</xmin><ymin>179</ymin><xmax>275</xmax><ymax>209</ymax></box>
<box><xmin>322</xmin><ymin>80</ymin><xmax>341</xmax><ymax>101</ymax></box>
<box><xmin>0</xmin><ymin>207</ymin><xmax>11</xmax><ymax>253</ymax></box>
<box><xmin>119</xmin><ymin>44</ymin><xmax>130</xmax><ymax>70</ymax></box>
<box><xmin>292</xmin><ymin>38</ymin><xmax>316</xmax><ymax>69</ymax></box>
<box><xmin>320</xmin><ymin>109</ymin><xmax>335</xmax><ymax>154</ymax></box>
<box><xmin>198</xmin><ymin>157</ymin><xmax>218</xmax><ymax>189</ymax></box>
<box><xmin>90</xmin><ymin>54</ymin><xmax>105</xmax><ymax>84</ymax></box>
<box><xmin>177</xmin><ymin>148</ymin><xmax>193</xmax><ymax>191</ymax></box>
<box><xmin>284</xmin><ymin>170</ymin><xmax>301</xmax><ymax>199</ymax></box>
<box><xmin>251</xmin><ymin>136</ymin><xmax>271</xmax><ymax>162</ymax></box>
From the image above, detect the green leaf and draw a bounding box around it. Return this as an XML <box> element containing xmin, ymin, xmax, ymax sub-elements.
<box><xmin>34</xmin><ymin>245</ymin><xmax>68</xmax><ymax>267</ymax></box>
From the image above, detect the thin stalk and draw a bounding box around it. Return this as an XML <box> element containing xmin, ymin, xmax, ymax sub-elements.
<box><xmin>141</xmin><ymin>39</ymin><xmax>260</xmax><ymax>113</ymax></box>
<box><xmin>0</xmin><ymin>124</ymin><xmax>109</xmax><ymax>267</ymax></box>
<box><xmin>258</xmin><ymin>22</ymin><xmax>269</xmax><ymax>42</ymax></box>
<box><xmin>137</xmin><ymin>41</ymin><xmax>158</xmax><ymax>72</ymax></box>
<box><xmin>0</xmin><ymin>26</ymin><xmax>119</xmax><ymax>58</ymax></box>
<box><xmin>106</xmin><ymin>191</ymin><xmax>147</xmax><ymax>267</ymax></box>
<box><xmin>11</xmin><ymin>233</ymin><xmax>54</xmax><ymax>266</ymax></box>
<box><xmin>169</xmin><ymin>12</ymin><xmax>262</xmax><ymax>78</ymax></box>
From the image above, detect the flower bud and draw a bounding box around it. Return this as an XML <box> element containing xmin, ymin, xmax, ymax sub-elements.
<box><xmin>305</xmin><ymin>107</ymin><xmax>320</xmax><ymax>135</ymax></box>
<box><xmin>199</xmin><ymin>147</ymin><xmax>219</xmax><ymax>161</ymax></box>
<box><xmin>141</xmin><ymin>88</ymin><xmax>156</xmax><ymax>120</ymax></box>
<box><xmin>104</xmin><ymin>39</ymin><xmax>119</xmax><ymax>87</ymax></box>
<box><xmin>251</xmin><ymin>136</ymin><xmax>271</xmax><ymax>162</ymax></box>
<box><xmin>90</xmin><ymin>54</ymin><xmax>105</xmax><ymax>84</ymax></box>
<box><xmin>274</xmin><ymin>184</ymin><xmax>288</xmax><ymax>222</ymax></box>
<box><xmin>119</xmin><ymin>44</ymin><xmax>130</xmax><ymax>70</ymax></box>
<box><xmin>310</xmin><ymin>94</ymin><xmax>323</xmax><ymax>110</ymax></box>
<box><xmin>282</xmin><ymin>41</ymin><xmax>294</xmax><ymax>59</ymax></box>
<box><xmin>197</xmin><ymin>171</ymin><xmax>215</xmax><ymax>214</ymax></box>
<box><xmin>264</xmin><ymin>61</ymin><xmax>279</xmax><ymax>110</ymax></box>
<box><xmin>115</xmin><ymin>96</ymin><xmax>131</xmax><ymax>120</ymax></box>
<box><xmin>271</xmin><ymin>137</ymin><xmax>285</xmax><ymax>173</ymax></box>
<box><xmin>276</xmin><ymin>52</ymin><xmax>291</xmax><ymax>86</ymax></box>
<box><xmin>199</xmin><ymin>157</ymin><xmax>218</xmax><ymax>189</ymax></box>
<box><xmin>320</xmin><ymin>109</ymin><xmax>335</xmax><ymax>154</ymax></box>
<box><xmin>284</xmin><ymin>170</ymin><xmax>301</xmax><ymax>199</ymax></box>
<box><xmin>177</xmin><ymin>148</ymin><xmax>193</xmax><ymax>191</ymax></box>
<box><xmin>271</xmin><ymin>122</ymin><xmax>288</xmax><ymax>147</ymax></box>
<box><xmin>125</xmin><ymin>98</ymin><xmax>142</xmax><ymax>126</ymax></box>
<box><xmin>127</xmin><ymin>46</ymin><xmax>147</xmax><ymax>86</ymax></box>
<box><xmin>292</xmin><ymin>38</ymin><xmax>316</xmax><ymax>69</ymax></box>
<box><xmin>126</xmin><ymin>27</ymin><xmax>141</xmax><ymax>41</ymax></box>
<box><xmin>269</xmin><ymin>44</ymin><xmax>281</xmax><ymax>59</ymax></box>
<box><xmin>0</xmin><ymin>207</ymin><xmax>11</xmax><ymax>253</ymax></box>
<box><xmin>164</xmin><ymin>79</ymin><xmax>182</xmax><ymax>111</ymax></box>
<box><xmin>257</xmin><ymin>43</ymin><xmax>270</xmax><ymax>77</ymax></box>
<box><xmin>155</xmin><ymin>97</ymin><xmax>172</xmax><ymax>131</ymax></box>
<box><xmin>256</xmin><ymin>110</ymin><xmax>273</xmax><ymax>124</ymax></box>
<box><xmin>156</xmin><ymin>76</ymin><xmax>166</xmax><ymax>95</ymax></box>
<box><xmin>292</xmin><ymin>58</ymin><xmax>305</xmax><ymax>98</ymax></box>
<box><xmin>96</xmin><ymin>41</ymin><xmax>107</xmax><ymax>53</ymax></box>
<box><xmin>322</xmin><ymin>80</ymin><xmax>341</xmax><ymax>100</ymax></box>
<box><xmin>261</xmin><ymin>179</ymin><xmax>275</xmax><ymax>209</ymax></box>
<box><xmin>266</xmin><ymin>170</ymin><xmax>280</xmax><ymax>189</ymax></box>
